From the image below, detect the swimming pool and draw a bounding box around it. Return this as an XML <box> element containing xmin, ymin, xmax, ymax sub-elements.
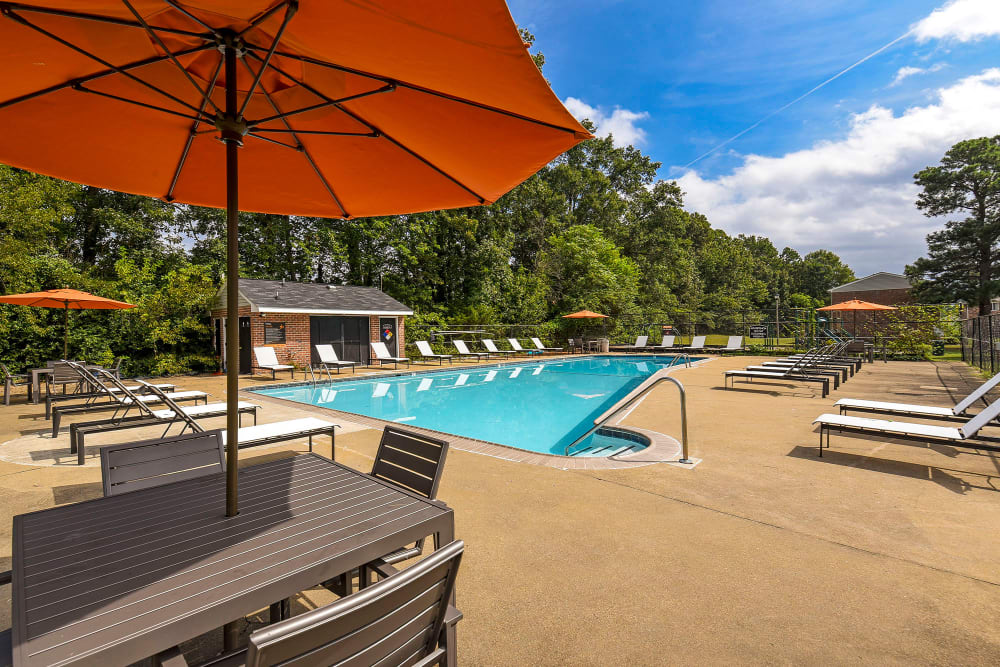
<box><xmin>251</xmin><ymin>356</ymin><xmax>695</xmax><ymax>457</ymax></box>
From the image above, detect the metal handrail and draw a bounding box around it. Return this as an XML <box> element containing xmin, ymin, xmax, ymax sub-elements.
<box><xmin>564</xmin><ymin>366</ymin><xmax>692</xmax><ymax>462</ymax></box>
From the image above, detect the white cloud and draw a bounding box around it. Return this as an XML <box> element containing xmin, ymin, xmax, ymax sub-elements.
<box><xmin>890</xmin><ymin>63</ymin><xmax>945</xmax><ymax>86</ymax></box>
<box><xmin>676</xmin><ymin>69</ymin><xmax>1000</xmax><ymax>276</ymax></box>
<box><xmin>563</xmin><ymin>97</ymin><xmax>649</xmax><ymax>147</ymax></box>
<box><xmin>912</xmin><ymin>0</ymin><xmax>1000</xmax><ymax>43</ymax></box>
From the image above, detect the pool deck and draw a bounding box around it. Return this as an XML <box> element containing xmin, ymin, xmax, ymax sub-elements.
<box><xmin>1</xmin><ymin>354</ymin><xmax>998</xmax><ymax>664</ymax></box>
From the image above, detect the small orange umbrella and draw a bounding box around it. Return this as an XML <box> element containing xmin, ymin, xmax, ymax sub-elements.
<box><xmin>817</xmin><ymin>299</ymin><xmax>896</xmax><ymax>337</ymax></box>
<box><xmin>0</xmin><ymin>289</ymin><xmax>136</xmax><ymax>358</ymax></box>
<box><xmin>562</xmin><ymin>310</ymin><xmax>609</xmax><ymax>319</ymax></box>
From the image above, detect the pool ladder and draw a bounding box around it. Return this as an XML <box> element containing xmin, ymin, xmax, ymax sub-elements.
<box><xmin>564</xmin><ymin>361</ymin><xmax>692</xmax><ymax>461</ymax></box>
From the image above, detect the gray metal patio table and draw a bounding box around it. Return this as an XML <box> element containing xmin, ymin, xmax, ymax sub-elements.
<box><xmin>10</xmin><ymin>453</ymin><xmax>454</xmax><ymax>667</ymax></box>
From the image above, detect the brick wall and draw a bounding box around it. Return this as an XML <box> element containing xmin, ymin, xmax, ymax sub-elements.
<box><xmin>831</xmin><ymin>288</ymin><xmax>911</xmax><ymax>306</ymax></box>
<box><xmin>210</xmin><ymin>309</ymin><xmax>406</xmax><ymax>370</ymax></box>
<box><xmin>369</xmin><ymin>315</ymin><xmax>406</xmax><ymax>366</ymax></box>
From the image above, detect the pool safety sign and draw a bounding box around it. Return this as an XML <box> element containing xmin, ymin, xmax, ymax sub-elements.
<box><xmin>749</xmin><ymin>324</ymin><xmax>768</xmax><ymax>339</ymax></box>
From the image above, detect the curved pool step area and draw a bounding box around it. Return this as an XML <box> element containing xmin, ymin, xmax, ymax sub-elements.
<box><xmin>566</xmin><ymin>426</ymin><xmax>650</xmax><ymax>457</ymax></box>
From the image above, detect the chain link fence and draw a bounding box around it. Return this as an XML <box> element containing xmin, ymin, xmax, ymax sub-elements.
<box><xmin>962</xmin><ymin>314</ymin><xmax>1000</xmax><ymax>374</ymax></box>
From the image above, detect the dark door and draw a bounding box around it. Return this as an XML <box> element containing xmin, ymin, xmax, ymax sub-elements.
<box><xmin>380</xmin><ymin>317</ymin><xmax>398</xmax><ymax>356</ymax></box>
<box><xmin>238</xmin><ymin>316</ymin><xmax>251</xmax><ymax>374</ymax></box>
<box><xmin>310</xmin><ymin>316</ymin><xmax>369</xmax><ymax>364</ymax></box>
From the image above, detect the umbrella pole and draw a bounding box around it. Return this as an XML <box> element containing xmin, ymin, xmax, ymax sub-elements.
<box><xmin>63</xmin><ymin>304</ymin><xmax>69</xmax><ymax>359</ymax></box>
<box><xmin>222</xmin><ymin>37</ymin><xmax>241</xmax><ymax>520</ymax></box>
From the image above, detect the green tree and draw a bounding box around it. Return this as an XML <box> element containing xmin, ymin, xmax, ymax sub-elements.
<box><xmin>907</xmin><ymin>136</ymin><xmax>1000</xmax><ymax>312</ymax></box>
<box><xmin>538</xmin><ymin>225</ymin><xmax>639</xmax><ymax>317</ymax></box>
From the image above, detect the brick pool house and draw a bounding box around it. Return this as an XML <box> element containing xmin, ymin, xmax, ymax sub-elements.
<box><xmin>211</xmin><ymin>279</ymin><xmax>413</xmax><ymax>373</ymax></box>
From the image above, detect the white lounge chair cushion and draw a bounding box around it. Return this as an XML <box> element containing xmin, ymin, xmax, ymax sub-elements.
<box><xmin>813</xmin><ymin>413</ymin><xmax>962</xmax><ymax>440</ymax></box>
<box><xmin>833</xmin><ymin>398</ymin><xmax>954</xmax><ymax>417</ymax></box>
<box><xmin>743</xmin><ymin>366</ymin><xmax>825</xmax><ymax>375</ymax></box>
<box><xmin>260</xmin><ymin>363</ymin><xmax>294</xmax><ymax>370</ymax></box>
<box><xmin>107</xmin><ymin>383</ymin><xmax>175</xmax><ymax>393</ymax></box>
<box><xmin>725</xmin><ymin>370</ymin><xmax>792</xmax><ymax>378</ymax></box>
<box><xmin>150</xmin><ymin>401</ymin><xmax>257</xmax><ymax>419</ymax></box>
<box><xmin>122</xmin><ymin>390</ymin><xmax>206</xmax><ymax>405</ymax></box>
<box><xmin>221</xmin><ymin>417</ymin><xmax>338</xmax><ymax>445</ymax></box>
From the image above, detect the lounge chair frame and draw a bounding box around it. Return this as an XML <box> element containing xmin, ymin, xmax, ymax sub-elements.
<box><xmin>414</xmin><ymin>340</ymin><xmax>453</xmax><ymax>365</ymax></box>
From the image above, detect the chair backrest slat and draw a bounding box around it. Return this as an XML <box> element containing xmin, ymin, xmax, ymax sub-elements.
<box><xmin>690</xmin><ymin>335</ymin><xmax>706</xmax><ymax>348</ymax></box>
<box><xmin>315</xmin><ymin>344</ymin><xmax>337</xmax><ymax>363</ymax></box>
<box><xmin>959</xmin><ymin>396</ymin><xmax>1000</xmax><ymax>439</ymax></box>
<box><xmin>482</xmin><ymin>339</ymin><xmax>499</xmax><ymax>352</ymax></box>
<box><xmin>246</xmin><ymin>541</ymin><xmax>463</xmax><ymax>667</ymax></box>
<box><xmin>953</xmin><ymin>371</ymin><xmax>1000</xmax><ymax>414</ymax></box>
<box><xmin>453</xmin><ymin>340</ymin><xmax>472</xmax><ymax>355</ymax></box>
<box><xmin>635</xmin><ymin>335</ymin><xmax>648</xmax><ymax>347</ymax></box>
<box><xmin>371</xmin><ymin>426</ymin><xmax>449</xmax><ymax>499</ymax></box>
<box><xmin>415</xmin><ymin>340</ymin><xmax>435</xmax><ymax>356</ymax></box>
<box><xmin>507</xmin><ymin>338</ymin><xmax>524</xmax><ymax>351</ymax></box>
<box><xmin>660</xmin><ymin>336</ymin><xmax>675</xmax><ymax>347</ymax></box>
<box><xmin>371</xmin><ymin>342</ymin><xmax>391</xmax><ymax>359</ymax></box>
<box><xmin>51</xmin><ymin>362</ymin><xmax>79</xmax><ymax>383</ymax></box>
<box><xmin>101</xmin><ymin>430</ymin><xmax>225</xmax><ymax>497</ymax></box>
<box><xmin>726</xmin><ymin>336</ymin><xmax>743</xmax><ymax>349</ymax></box>
<box><xmin>254</xmin><ymin>346</ymin><xmax>279</xmax><ymax>367</ymax></box>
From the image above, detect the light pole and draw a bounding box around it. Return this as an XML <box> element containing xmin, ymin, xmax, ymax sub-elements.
<box><xmin>774</xmin><ymin>293</ymin><xmax>780</xmax><ymax>349</ymax></box>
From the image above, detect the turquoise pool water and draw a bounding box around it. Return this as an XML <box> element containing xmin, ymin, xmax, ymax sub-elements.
<box><xmin>252</xmin><ymin>356</ymin><xmax>693</xmax><ymax>456</ymax></box>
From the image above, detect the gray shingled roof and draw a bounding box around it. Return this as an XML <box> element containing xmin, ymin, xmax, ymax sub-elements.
<box><xmin>235</xmin><ymin>279</ymin><xmax>412</xmax><ymax>314</ymax></box>
<box><xmin>830</xmin><ymin>272</ymin><xmax>911</xmax><ymax>293</ymax></box>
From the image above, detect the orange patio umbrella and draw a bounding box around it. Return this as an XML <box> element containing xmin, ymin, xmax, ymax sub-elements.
<box><xmin>0</xmin><ymin>1</ymin><xmax>590</xmax><ymax>516</ymax></box>
<box><xmin>562</xmin><ymin>310</ymin><xmax>609</xmax><ymax>319</ymax></box>
<box><xmin>817</xmin><ymin>299</ymin><xmax>897</xmax><ymax>337</ymax></box>
<box><xmin>0</xmin><ymin>288</ymin><xmax>136</xmax><ymax>358</ymax></box>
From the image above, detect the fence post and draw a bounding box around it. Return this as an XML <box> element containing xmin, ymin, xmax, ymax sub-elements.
<box><xmin>991</xmin><ymin>314</ymin><xmax>996</xmax><ymax>375</ymax></box>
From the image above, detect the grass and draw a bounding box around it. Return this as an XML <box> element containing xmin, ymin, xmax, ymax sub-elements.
<box><xmin>928</xmin><ymin>344</ymin><xmax>962</xmax><ymax>361</ymax></box>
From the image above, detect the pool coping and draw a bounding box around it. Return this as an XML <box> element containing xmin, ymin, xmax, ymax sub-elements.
<box><xmin>243</xmin><ymin>353</ymin><xmax>713</xmax><ymax>470</ymax></box>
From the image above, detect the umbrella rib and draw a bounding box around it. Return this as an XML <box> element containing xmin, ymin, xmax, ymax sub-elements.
<box><xmin>245</xmin><ymin>132</ymin><xmax>300</xmax><ymax>150</ymax></box>
<box><xmin>167</xmin><ymin>53</ymin><xmax>225</xmax><ymax>202</ymax></box>
<box><xmin>237</xmin><ymin>1</ymin><xmax>296</xmax><ymax>118</ymax></box>
<box><xmin>252</xmin><ymin>128</ymin><xmax>377</xmax><ymax>136</ymax></box>
<box><xmin>244</xmin><ymin>58</ymin><xmax>349</xmax><ymax>217</ymax></box>
<box><xmin>162</xmin><ymin>0</ymin><xmax>220</xmax><ymax>35</ymax></box>
<box><xmin>3</xmin><ymin>8</ymin><xmax>208</xmax><ymax>116</ymax></box>
<box><xmin>120</xmin><ymin>0</ymin><xmax>223</xmax><ymax>116</ymax></box>
<box><xmin>248</xmin><ymin>52</ymin><xmax>487</xmax><ymax>204</ymax></box>
<box><xmin>0</xmin><ymin>44</ymin><xmax>213</xmax><ymax>111</ymax></box>
<box><xmin>250</xmin><ymin>85</ymin><xmax>394</xmax><ymax>126</ymax></box>
<box><xmin>0</xmin><ymin>2</ymin><xmax>208</xmax><ymax>38</ymax></box>
<box><xmin>73</xmin><ymin>83</ymin><xmax>212</xmax><ymax>124</ymax></box>
<box><xmin>246</xmin><ymin>46</ymin><xmax>585</xmax><ymax>136</ymax></box>
<box><xmin>236</xmin><ymin>1</ymin><xmax>294</xmax><ymax>38</ymax></box>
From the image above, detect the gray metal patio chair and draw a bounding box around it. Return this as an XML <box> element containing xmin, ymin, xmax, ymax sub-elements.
<box><xmin>45</xmin><ymin>361</ymin><xmax>83</xmax><ymax>396</ymax></box>
<box><xmin>327</xmin><ymin>426</ymin><xmax>450</xmax><ymax>596</ymax></box>
<box><xmin>100</xmin><ymin>430</ymin><xmax>225</xmax><ymax>497</ymax></box>
<box><xmin>156</xmin><ymin>540</ymin><xmax>465</xmax><ymax>667</ymax></box>
<box><xmin>1</xmin><ymin>362</ymin><xmax>30</xmax><ymax>405</ymax></box>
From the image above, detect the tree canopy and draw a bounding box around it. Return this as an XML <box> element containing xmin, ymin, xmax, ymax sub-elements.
<box><xmin>906</xmin><ymin>135</ymin><xmax>1000</xmax><ymax>313</ymax></box>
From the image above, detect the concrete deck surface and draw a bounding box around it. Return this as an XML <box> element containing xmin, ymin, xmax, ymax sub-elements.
<box><xmin>0</xmin><ymin>356</ymin><xmax>998</xmax><ymax>665</ymax></box>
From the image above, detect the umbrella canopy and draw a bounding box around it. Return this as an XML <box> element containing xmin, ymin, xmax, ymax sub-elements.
<box><xmin>0</xmin><ymin>1</ymin><xmax>591</xmax><ymax>518</ymax></box>
<box><xmin>816</xmin><ymin>299</ymin><xmax>897</xmax><ymax>311</ymax></box>
<box><xmin>817</xmin><ymin>300</ymin><xmax>897</xmax><ymax>339</ymax></box>
<box><xmin>562</xmin><ymin>310</ymin><xmax>609</xmax><ymax>319</ymax></box>
<box><xmin>0</xmin><ymin>288</ymin><xmax>136</xmax><ymax>357</ymax></box>
<box><xmin>0</xmin><ymin>1</ymin><xmax>590</xmax><ymax>215</ymax></box>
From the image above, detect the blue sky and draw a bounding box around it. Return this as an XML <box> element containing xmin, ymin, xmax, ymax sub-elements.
<box><xmin>507</xmin><ymin>0</ymin><xmax>1000</xmax><ymax>277</ymax></box>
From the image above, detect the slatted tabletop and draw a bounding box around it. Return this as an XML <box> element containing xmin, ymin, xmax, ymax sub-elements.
<box><xmin>11</xmin><ymin>454</ymin><xmax>453</xmax><ymax>667</ymax></box>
